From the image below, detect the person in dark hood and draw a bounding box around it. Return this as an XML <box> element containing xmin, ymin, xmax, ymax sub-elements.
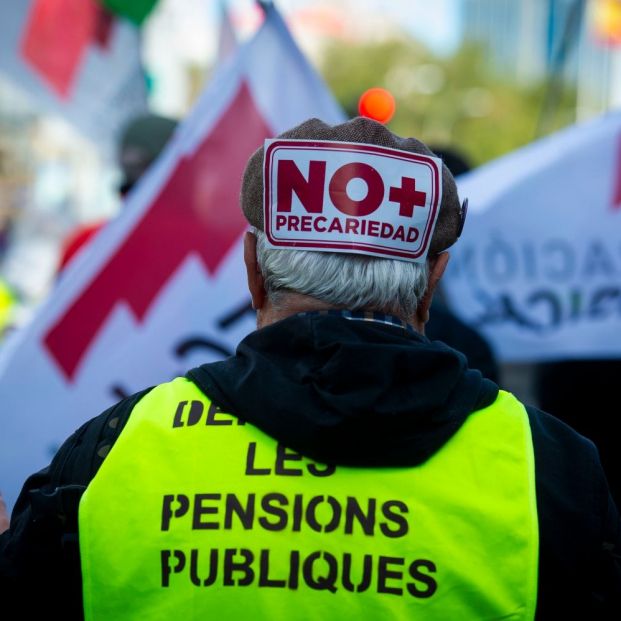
<box><xmin>56</xmin><ymin>113</ymin><xmax>178</xmax><ymax>274</ymax></box>
<box><xmin>116</xmin><ymin>112</ymin><xmax>179</xmax><ymax>198</ymax></box>
<box><xmin>425</xmin><ymin>145</ymin><xmax>500</xmax><ymax>384</ymax></box>
<box><xmin>1</xmin><ymin>117</ymin><xmax>619</xmax><ymax>620</ymax></box>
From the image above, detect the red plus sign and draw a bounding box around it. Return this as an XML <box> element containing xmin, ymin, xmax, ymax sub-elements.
<box><xmin>389</xmin><ymin>177</ymin><xmax>427</xmax><ymax>217</ymax></box>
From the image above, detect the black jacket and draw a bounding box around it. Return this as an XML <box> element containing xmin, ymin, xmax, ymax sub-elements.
<box><xmin>1</xmin><ymin>313</ymin><xmax>620</xmax><ymax>619</ymax></box>
<box><xmin>426</xmin><ymin>299</ymin><xmax>500</xmax><ymax>384</ymax></box>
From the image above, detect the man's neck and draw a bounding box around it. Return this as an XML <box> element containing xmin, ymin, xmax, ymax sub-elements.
<box><xmin>257</xmin><ymin>292</ymin><xmax>424</xmax><ymax>334</ymax></box>
<box><xmin>256</xmin><ymin>293</ymin><xmax>335</xmax><ymax>328</ymax></box>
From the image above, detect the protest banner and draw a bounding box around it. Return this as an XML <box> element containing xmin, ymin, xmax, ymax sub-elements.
<box><xmin>443</xmin><ymin>111</ymin><xmax>621</xmax><ymax>362</ymax></box>
<box><xmin>0</xmin><ymin>4</ymin><xmax>345</xmax><ymax>510</ymax></box>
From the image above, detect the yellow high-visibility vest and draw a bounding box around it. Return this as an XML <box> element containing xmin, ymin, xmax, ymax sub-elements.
<box><xmin>80</xmin><ymin>377</ymin><xmax>538</xmax><ymax>620</ymax></box>
<box><xmin>0</xmin><ymin>278</ymin><xmax>16</xmax><ymax>337</ymax></box>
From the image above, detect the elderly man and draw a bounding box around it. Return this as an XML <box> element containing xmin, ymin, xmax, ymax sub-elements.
<box><xmin>1</xmin><ymin>117</ymin><xmax>620</xmax><ymax>620</ymax></box>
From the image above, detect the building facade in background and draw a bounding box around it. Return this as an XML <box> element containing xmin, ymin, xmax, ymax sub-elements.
<box><xmin>461</xmin><ymin>0</ymin><xmax>621</xmax><ymax>119</ymax></box>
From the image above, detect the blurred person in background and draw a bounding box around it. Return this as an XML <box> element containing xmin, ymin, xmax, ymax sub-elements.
<box><xmin>0</xmin><ymin>148</ymin><xmax>26</xmax><ymax>342</ymax></box>
<box><xmin>0</xmin><ymin>276</ymin><xmax>18</xmax><ymax>339</ymax></box>
<box><xmin>56</xmin><ymin>113</ymin><xmax>178</xmax><ymax>274</ymax></box>
<box><xmin>426</xmin><ymin>145</ymin><xmax>500</xmax><ymax>384</ymax></box>
<box><xmin>0</xmin><ymin>492</ymin><xmax>8</xmax><ymax>534</ymax></box>
<box><xmin>1</xmin><ymin>117</ymin><xmax>620</xmax><ymax>619</ymax></box>
<box><xmin>431</xmin><ymin>147</ymin><xmax>621</xmax><ymax>510</ymax></box>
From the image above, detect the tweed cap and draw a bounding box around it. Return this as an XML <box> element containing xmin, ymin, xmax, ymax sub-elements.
<box><xmin>241</xmin><ymin>116</ymin><xmax>464</xmax><ymax>256</ymax></box>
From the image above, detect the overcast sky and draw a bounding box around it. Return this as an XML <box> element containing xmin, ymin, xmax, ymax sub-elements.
<box><xmin>146</xmin><ymin>0</ymin><xmax>462</xmax><ymax>64</ymax></box>
<box><xmin>142</xmin><ymin>0</ymin><xmax>462</xmax><ymax>115</ymax></box>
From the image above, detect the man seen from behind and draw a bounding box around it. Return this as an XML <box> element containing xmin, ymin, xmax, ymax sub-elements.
<box><xmin>1</xmin><ymin>117</ymin><xmax>620</xmax><ymax>620</ymax></box>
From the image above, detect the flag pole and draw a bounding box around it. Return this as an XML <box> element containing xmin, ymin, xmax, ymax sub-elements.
<box><xmin>535</xmin><ymin>0</ymin><xmax>584</xmax><ymax>138</ymax></box>
<box><xmin>256</xmin><ymin>0</ymin><xmax>274</xmax><ymax>14</ymax></box>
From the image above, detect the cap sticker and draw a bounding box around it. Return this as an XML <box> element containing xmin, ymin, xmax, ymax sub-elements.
<box><xmin>263</xmin><ymin>139</ymin><xmax>443</xmax><ymax>262</ymax></box>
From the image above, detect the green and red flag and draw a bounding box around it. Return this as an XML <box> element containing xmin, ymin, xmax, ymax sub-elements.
<box><xmin>0</xmin><ymin>3</ymin><xmax>345</xmax><ymax>515</ymax></box>
<box><xmin>101</xmin><ymin>0</ymin><xmax>158</xmax><ymax>25</ymax></box>
<box><xmin>0</xmin><ymin>0</ymin><xmax>155</xmax><ymax>145</ymax></box>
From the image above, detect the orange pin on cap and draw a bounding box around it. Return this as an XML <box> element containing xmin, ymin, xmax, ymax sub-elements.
<box><xmin>358</xmin><ymin>87</ymin><xmax>396</xmax><ymax>124</ymax></box>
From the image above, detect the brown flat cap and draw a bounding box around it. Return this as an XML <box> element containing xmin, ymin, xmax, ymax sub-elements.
<box><xmin>241</xmin><ymin>116</ymin><xmax>463</xmax><ymax>255</ymax></box>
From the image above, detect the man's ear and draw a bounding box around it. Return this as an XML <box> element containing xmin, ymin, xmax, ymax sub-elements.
<box><xmin>243</xmin><ymin>231</ymin><xmax>266</xmax><ymax>311</ymax></box>
<box><xmin>416</xmin><ymin>252</ymin><xmax>450</xmax><ymax>327</ymax></box>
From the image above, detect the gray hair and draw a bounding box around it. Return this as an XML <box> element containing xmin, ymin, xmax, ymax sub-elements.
<box><xmin>254</xmin><ymin>229</ymin><xmax>429</xmax><ymax>318</ymax></box>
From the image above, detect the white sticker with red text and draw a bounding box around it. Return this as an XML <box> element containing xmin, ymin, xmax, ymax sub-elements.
<box><xmin>263</xmin><ymin>139</ymin><xmax>443</xmax><ymax>262</ymax></box>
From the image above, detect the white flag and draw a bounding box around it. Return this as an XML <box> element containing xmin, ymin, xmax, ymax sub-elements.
<box><xmin>0</xmin><ymin>4</ymin><xmax>345</xmax><ymax>510</ymax></box>
<box><xmin>216</xmin><ymin>0</ymin><xmax>238</xmax><ymax>66</ymax></box>
<box><xmin>0</xmin><ymin>0</ymin><xmax>148</xmax><ymax>145</ymax></box>
<box><xmin>443</xmin><ymin>111</ymin><xmax>621</xmax><ymax>362</ymax></box>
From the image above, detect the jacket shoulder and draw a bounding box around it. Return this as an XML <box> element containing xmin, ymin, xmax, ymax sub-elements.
<box><xmin>0</xmin><ymin>387</ymin><xmax>154</xmax><ymax>616</ymax></box>
<box><xmin>526</xmin><ymin>405</ymin><xmax>621</xmax><ymax>619</ymax></box>
<box><xmin>53</xmin><ymin>387</ymin><xmax>154</xmax><ymax>487</ymax></box>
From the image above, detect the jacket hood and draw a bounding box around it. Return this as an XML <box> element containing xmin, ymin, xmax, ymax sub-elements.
<box><xmin>188</xmin><ymin>313</ymin><xmax>498</xmax><ymax>467</ymax></box>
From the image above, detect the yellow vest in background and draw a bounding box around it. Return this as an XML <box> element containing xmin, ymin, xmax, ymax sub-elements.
<box><xmin>0</xmin><ymin>278</ymin><xmax>16</xmax><ymax>337</ymax></box>
<box><xmin>79</xmin><ymin>378</ymin><xmax>538</xmax><ymax>620</ymax></box>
